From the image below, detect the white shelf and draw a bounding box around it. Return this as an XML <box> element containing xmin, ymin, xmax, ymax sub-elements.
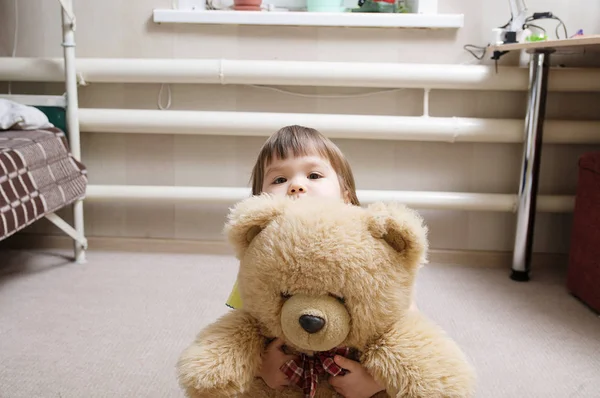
<box><xmin>0</xmin><ymin>94</ymin><xmax>67</xmax><ymax>108</ymax></box>
<box><xmin>152</xmin><ymin>9</ymin><xmax>464</xmax><ymax>29</ymax></box>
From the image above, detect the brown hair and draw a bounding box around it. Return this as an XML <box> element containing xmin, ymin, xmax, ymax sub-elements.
<box><xmin>250</xmin><ymin>125</ymin><xmax>360</xmax><ymax>206</ymax></box>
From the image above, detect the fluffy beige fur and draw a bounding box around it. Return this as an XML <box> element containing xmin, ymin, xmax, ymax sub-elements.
<box><xmin>177</xmin><ymin>195</ymin><xmax>476</xmax><ymax>397</ymax></box>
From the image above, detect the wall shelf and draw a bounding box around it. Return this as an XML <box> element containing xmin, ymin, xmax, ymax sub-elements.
<box><xmin>152</xmin><ymin>9</ymin><xmax>464</xmax><ymax>29</ymax></box>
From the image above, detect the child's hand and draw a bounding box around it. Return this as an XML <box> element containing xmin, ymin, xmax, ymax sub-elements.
<box><xmin>329</xmin><ymin>355</ymin><xmax>385</xmax><ymax>398</ymax></box>
<box><xmin>257</xmin><ymin>338</ymin><xmax>298</xmax><ymax>391</ymax></box>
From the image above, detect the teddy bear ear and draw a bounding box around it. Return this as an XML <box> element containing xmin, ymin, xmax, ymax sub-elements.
<box><xmin>366</xmin><ymin>202</ymin><xmax>429</xmax><ymax>269</ymax></box>
<box><xmin>224</xmin><ymin>193</ymin><xmax>287</xmax><ymax>258</ymax></box>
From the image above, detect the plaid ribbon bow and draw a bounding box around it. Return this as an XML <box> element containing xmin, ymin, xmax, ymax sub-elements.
<box><xmin>281</xmin><ymin>347</ymin><xmax>351</xmax><ymax>398</ymax></box>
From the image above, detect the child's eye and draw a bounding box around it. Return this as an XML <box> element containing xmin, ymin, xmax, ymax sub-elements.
<box><xmin>308</xmin><ymin>173</ymin><xmax>322</xmax><ymax>180</ymax></box>
<box><xmin>273</xmin><ymin>177</ymin><xmax>287</xmax><ymax>184</ymax></box>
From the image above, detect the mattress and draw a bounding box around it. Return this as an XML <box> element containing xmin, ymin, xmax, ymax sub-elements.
<box><xmin>0</xmin><ymin>127</ymin><xmax>87</xmax><ymax>240</ymax></box>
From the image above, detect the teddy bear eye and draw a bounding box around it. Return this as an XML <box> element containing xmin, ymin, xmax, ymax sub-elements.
<box><xmin>330</xmin><ymin>294</ymin><xmax>345</xmax><ymax>305</ymax></box>
<box><xmin>280</xmin><ymin>292</ymin><xmax>291</xmax><ymax>300</ymax></box>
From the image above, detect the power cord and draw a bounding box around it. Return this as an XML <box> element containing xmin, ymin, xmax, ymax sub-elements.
<box><xmin>158</xmin><ymin>84</ymin><xmax>172</xmax><ymax>110</ymax></box>
<box><xmin>523</xmin><ymin>22</ymin><xmax>546</xmax><ymax>36</ymax></box>
<box><xmin>248</xmin><ymin>85</ymin><xmax>406</xmax><ymax>99</ymax></box>
<box><xmin>154</xmin><ymin>58</ymin><xmax>481</xmax><ymax>108</ymax></box>
<box><xmin>463</xmin><ymin>11</ymin><xmax>569</xmax><ymax>62</ymax></box>
<box><xmin>524</xmin><ymin>13</ymin><xmax>568</xmax><ymax>39</ymax></box>
<box><xmin>463</xmin><ymin>44</ymin><xmax>487</xmax><ymax>61</ymax></box>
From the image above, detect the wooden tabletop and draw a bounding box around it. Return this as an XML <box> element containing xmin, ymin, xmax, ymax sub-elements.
<box><xmin>488</xmin><ymin>35</ymin><xmax>600</xmax><ymax>54</ymax></box>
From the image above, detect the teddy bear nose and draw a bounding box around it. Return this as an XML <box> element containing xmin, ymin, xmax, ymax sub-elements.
<box><xmin>299</xmin><ymin>315</ymin><xmax>325</xmax><ymax>334</ymax></box>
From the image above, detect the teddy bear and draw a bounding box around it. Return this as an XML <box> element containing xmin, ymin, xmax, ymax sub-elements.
<box><xmin>177</xmin><ymin>195</ymin><xmax>476</xmax><ymax>398</ymax></box>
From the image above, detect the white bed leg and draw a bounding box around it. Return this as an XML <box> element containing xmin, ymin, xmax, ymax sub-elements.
<box><xmin>73</xmin><ymin>200</ymin><xmax>86</xmax><ymax>263</ymax></box>
<box><xmin>44</xmin><ymin>212</ymin><xmax>87</xmax><ymax>245</ymax></box>
<box><xmin>45</xmin><ymin>211</ymin><xmax>88</xmax><ymax>263</ymax></box>
<box><xmin>60</xmin><ymin>0</ymin><xmax>87</xmax><ymax>264</ymax></box>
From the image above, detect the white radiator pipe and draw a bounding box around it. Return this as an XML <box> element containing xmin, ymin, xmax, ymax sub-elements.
<box><xmin>85</xmin><ymin>185</ymin><xmax>574</xmax><ymax>213</ymax></box>
<box><xmin>1</xmin><ymin>57</ymin><xmax>600</xmax><ymax>92</ymax></box>
<box><xmin>78</xmin><ymin>109</ymin><xmax>600</xmax><ymax>144</ymax></box>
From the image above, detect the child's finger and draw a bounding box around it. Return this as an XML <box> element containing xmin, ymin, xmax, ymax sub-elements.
<box><xmin>333</xmin><ymin>355</ymin><xmax>359</xmax><ymax>372</ymax></box>
<box><xmin>328</xmin><ymin>378</ymin><xmax>346</xmax><ymax>396</ymax></box>
<box><xmin>328</xmin><ymin>375</ymin><xmax>341</xmax><ymax>387</ymax></box>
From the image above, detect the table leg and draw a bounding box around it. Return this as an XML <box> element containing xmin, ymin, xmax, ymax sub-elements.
<box><xmin>511</xmin><ymin>51</ymin><xmax>550</xmax><ymax>282</ymax></box>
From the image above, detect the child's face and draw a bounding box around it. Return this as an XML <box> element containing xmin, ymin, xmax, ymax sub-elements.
<box><xmin>262</xmin><ymin>155</ymin><xmax>347</xmax><ymax>202</ymax></box>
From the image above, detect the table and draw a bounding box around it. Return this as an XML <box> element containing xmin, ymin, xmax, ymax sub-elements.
<box><xmin>488</xmin><ymin>35</ymin><xmax>600</xmax><ymax>282</ymax></box>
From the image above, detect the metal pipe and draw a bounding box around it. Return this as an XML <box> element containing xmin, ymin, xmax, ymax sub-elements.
<box><xmin>84</xmin><ymin>185</ymin><xmax>574</xmax><ymax>213</ymax></box>
<box><xmin>77</xmin><ymin>108</ymin><xmax>600</xmax><ymax>145</ymax></box>
<box><xmin>60</xmin><ymin>0</ymin><xmax>86</xmax><ymax>264</ymax></box>
<box><xmin>511</xmin><ymin>52</ymin><xmax>550</xmax><ymax>281</ymax></box>
<box><xmin>1</xmin><ymin>57</ymin><xmax>600</xmax><ymax>92</ymax></box>
<box><xmin>86</xmin><ymin>185</ymin><xmax>250</xmax><ymax>204</ymax></box>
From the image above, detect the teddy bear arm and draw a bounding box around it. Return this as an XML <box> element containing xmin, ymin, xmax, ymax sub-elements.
<box><xmin>361</xmin><ymin>314</ymin><xmax>476</xmax><ymax>398</ymax></box>
<box><xmin>177</xmin><ymin>310</ymin><xmax>265</xmax><ymax>397</ymax></box>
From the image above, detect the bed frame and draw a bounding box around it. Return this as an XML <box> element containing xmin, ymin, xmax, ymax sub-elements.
<box><xmin>0</xmin><ymin>0</ymin><xmax>86</xmax><ymax>263</ymax></box>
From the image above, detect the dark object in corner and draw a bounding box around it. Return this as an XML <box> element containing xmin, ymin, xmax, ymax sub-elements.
<box><xmin>567</xmin><ymin>151</ymin><xmax>600</xmax><ymax>314</ymax></box>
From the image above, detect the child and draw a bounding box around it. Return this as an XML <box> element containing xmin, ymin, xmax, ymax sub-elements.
<box><xmin>226</xmin><ymin>125</ymin><xmax>385</xmax><ymax>398</ymax></box>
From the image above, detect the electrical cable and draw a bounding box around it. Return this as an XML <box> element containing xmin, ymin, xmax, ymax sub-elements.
<box><xmin>158</xmin><ymin>84</ymin><xmax>172</xmax><ymax>110</ymax></box>
<box><xmin>463</xmin><ymin>44</ymin><xmax>487</xmax><ymax>60</ymax></box>
<box><xmin>524</xmin><ymin>14</ymin><xmax>568</xmax><ymax>39</ymax></box>
<box><xmin>523</xmin><ymin>23</ymin><xmax>546</xmax><ymax>35</ymax></box>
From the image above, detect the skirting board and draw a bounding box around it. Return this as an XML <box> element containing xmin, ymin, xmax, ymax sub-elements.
<box><xmin>0</xmin><ymin>234</ymin><xmax>569</xmax><ymax>269</ymax></box>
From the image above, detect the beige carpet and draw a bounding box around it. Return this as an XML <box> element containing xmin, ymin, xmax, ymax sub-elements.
<box><xmin>0</xmin><ymin>248</ymin><xmax>599</xmax><ymax>398</ymax></box>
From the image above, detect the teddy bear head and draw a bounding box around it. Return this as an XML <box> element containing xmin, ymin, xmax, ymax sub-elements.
<box><xmin>225</xmin><ymin>194</ymin><xmax>428</xmax><ymax>354</ymax></box>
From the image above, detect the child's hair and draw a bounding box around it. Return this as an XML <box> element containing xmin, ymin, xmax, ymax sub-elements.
<box><xmin>250</xmin><ymin>125</ymin><xmax>360</xmax><ymax>206</ymax></box>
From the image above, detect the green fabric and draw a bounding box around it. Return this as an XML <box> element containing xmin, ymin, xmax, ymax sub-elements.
<box><xmin>35</xmin><ymin>106</ymin><xmax>68</xmax><ymax>134</ymax></box>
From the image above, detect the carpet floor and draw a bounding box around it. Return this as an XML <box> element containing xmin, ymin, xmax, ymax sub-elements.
<box><xmin>0</xmin><ymin>249</ymin><xmax>599</xmax><ymax>398</ymax></box>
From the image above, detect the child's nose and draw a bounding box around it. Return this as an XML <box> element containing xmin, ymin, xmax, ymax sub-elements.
<box><xmin>288</xmin><ymin>182</ymin><xmax>306</xmax><ymax>195</ymax></box>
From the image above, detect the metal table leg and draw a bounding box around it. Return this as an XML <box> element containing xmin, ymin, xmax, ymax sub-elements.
<box><xmin>511</xmin><ymin>51</ymin><xmax>551</xmax><ymax>282</ymax></box>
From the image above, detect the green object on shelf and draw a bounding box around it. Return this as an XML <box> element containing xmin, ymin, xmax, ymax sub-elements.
<box><xmin>525</xmin><ymin>34</ymin><xmax>548</xmax><ymax>42</ymax></box>
<box><xmin>351</xmin><ymin>0</ymin><xmax>408</xmax><ymax>13</ymax></box>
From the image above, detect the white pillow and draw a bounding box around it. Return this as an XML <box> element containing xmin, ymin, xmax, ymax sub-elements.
<box><xmin>0</xmin><ymin>99</ymin><xmax>54</xmax><ymax>130</ymax></box>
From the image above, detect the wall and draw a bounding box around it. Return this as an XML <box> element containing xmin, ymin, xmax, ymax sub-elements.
<box><xmin>1</xmin><ymin>0</ymin><xmax>600</xmax><ymax>254</ymax></box>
